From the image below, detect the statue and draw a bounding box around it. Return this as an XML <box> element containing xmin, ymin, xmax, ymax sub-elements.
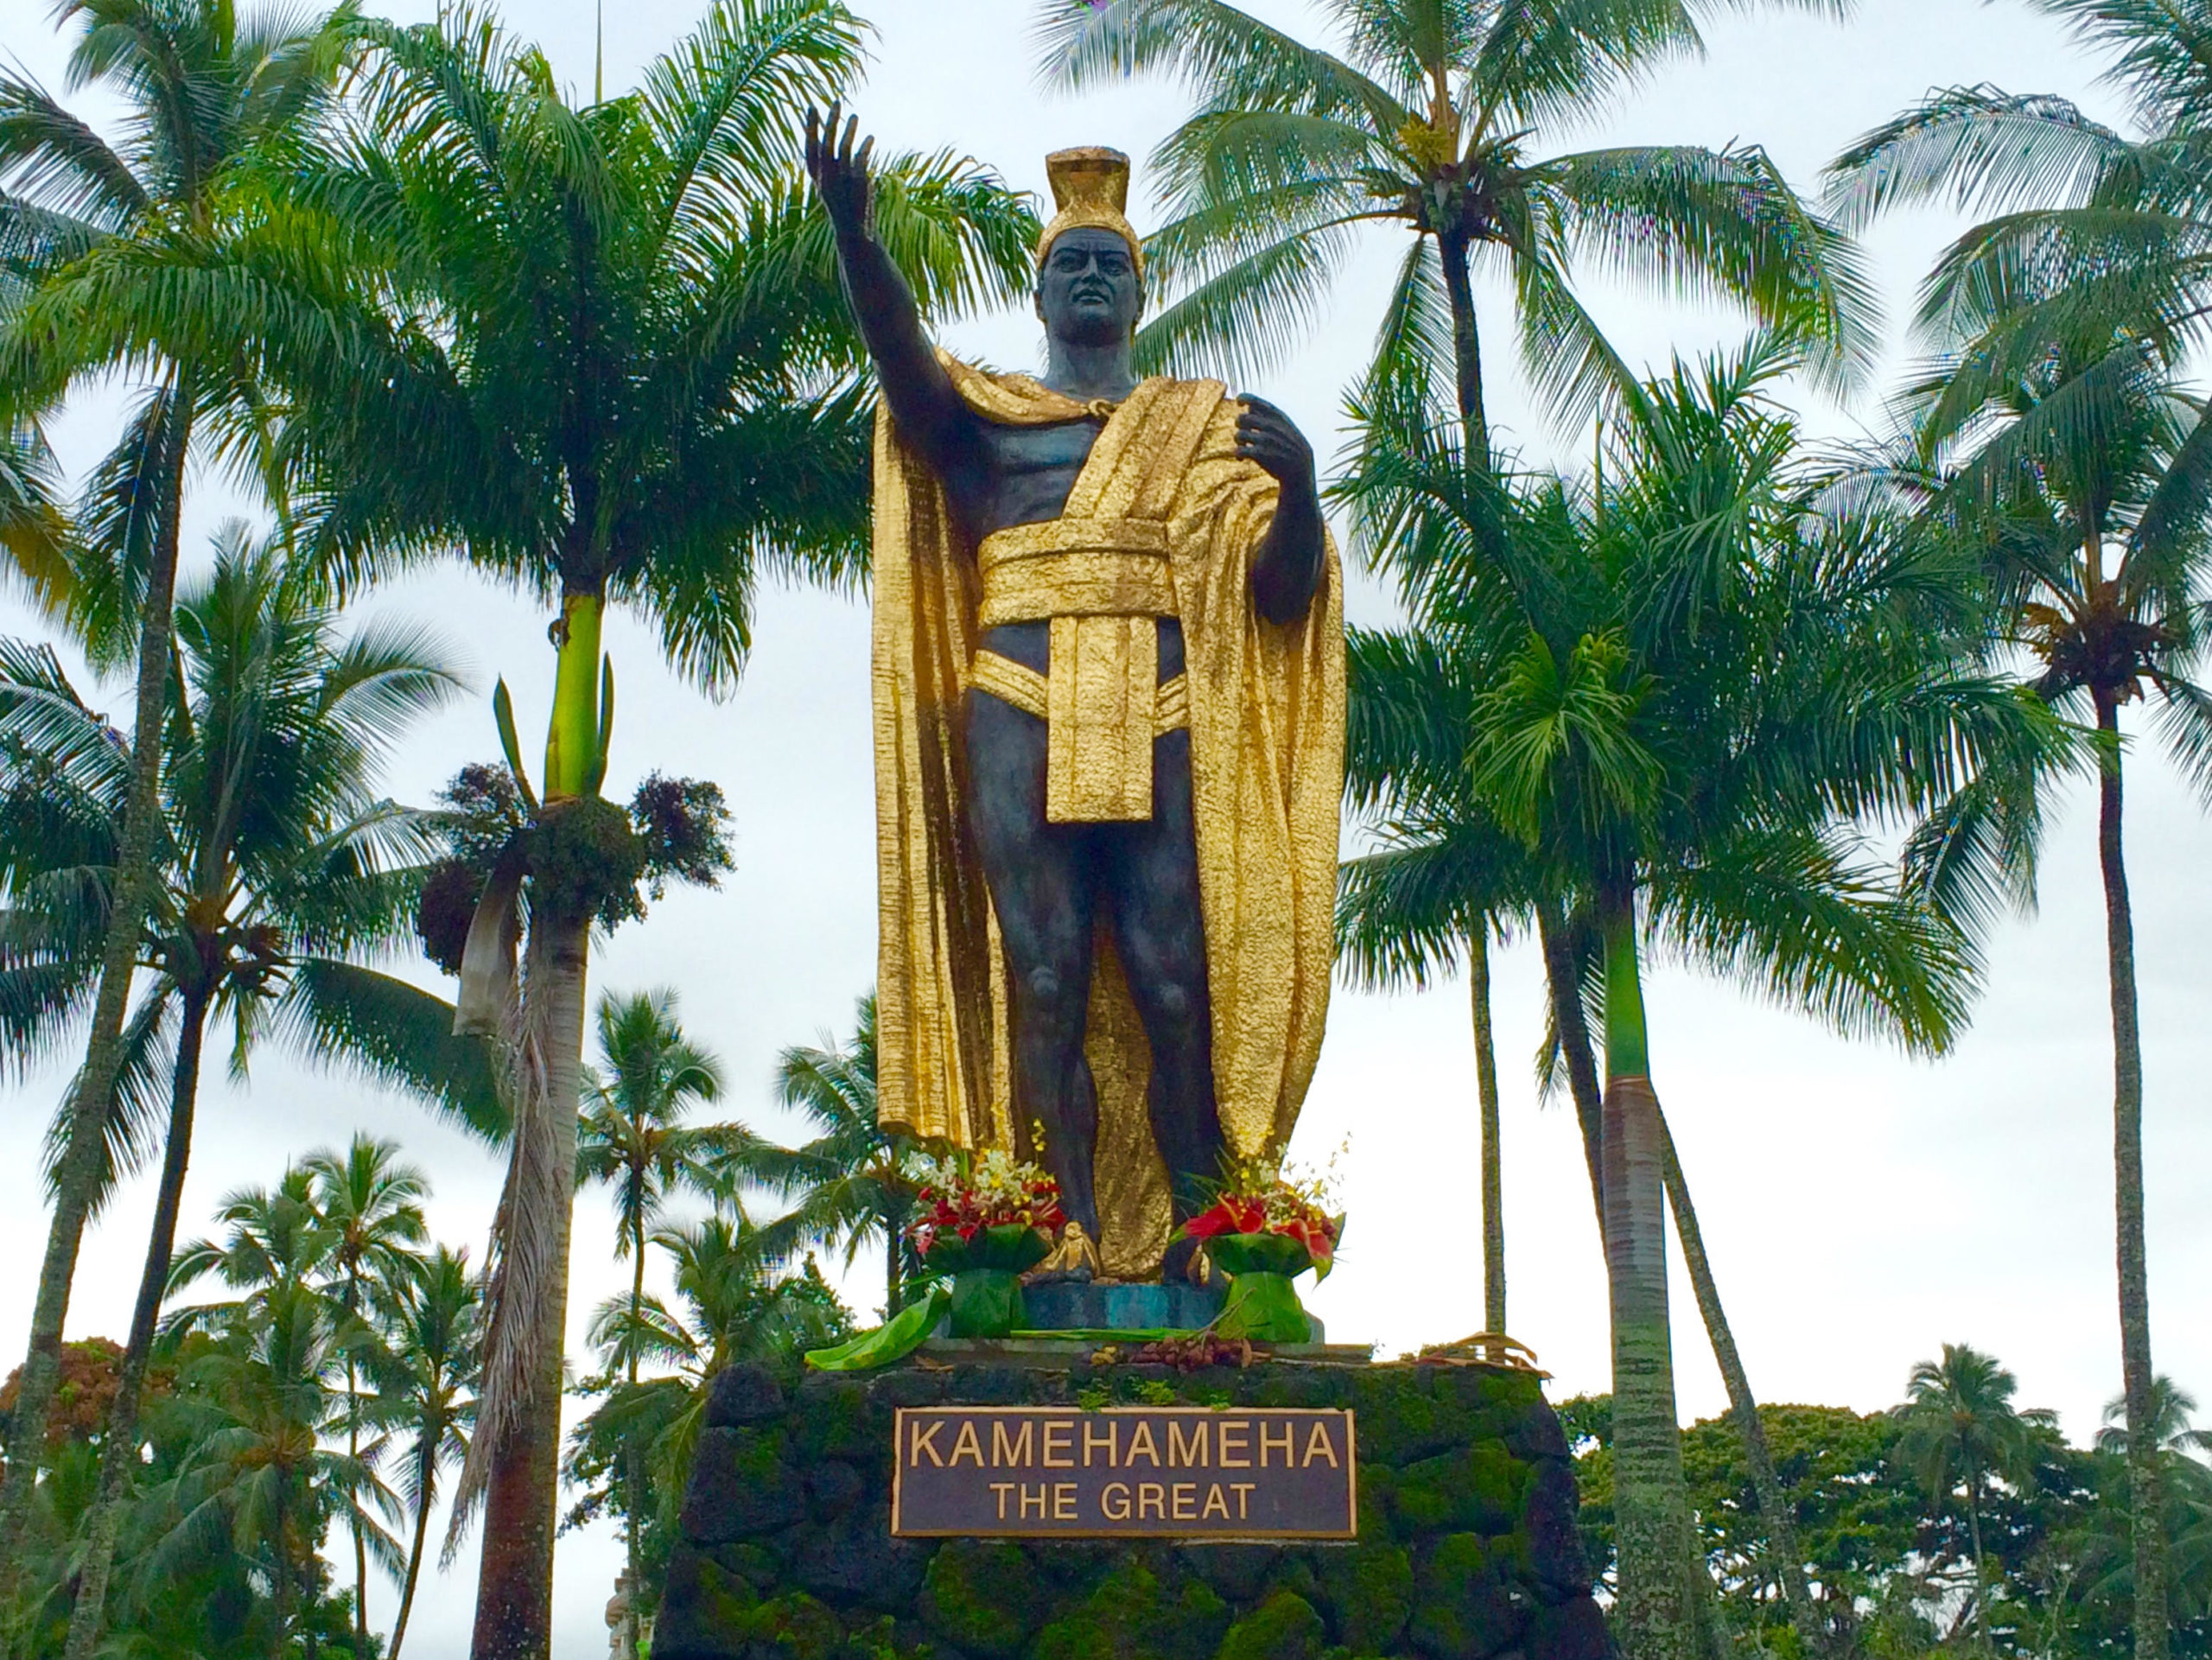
<box><xmin>807</xmin><ymin>108</ymin><xmax>1344</xmax><ymax>1283</ymax></box>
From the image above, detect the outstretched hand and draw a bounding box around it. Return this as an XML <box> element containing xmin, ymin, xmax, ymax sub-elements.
<box><xmin>1235</xmin><ymin>395</ymin><xmax>1316</xmax><ymax>491</ymax></box>
<box><xmin>805</xmin><ymin>101</ymin><xmax>874</xmax><ymax>241</ymax></box>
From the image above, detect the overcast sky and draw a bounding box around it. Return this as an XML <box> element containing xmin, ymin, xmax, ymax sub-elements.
<box><xmin>2</xmin><ymin>0</ymin><xmax>2206</xmax><ymax>1654</ymax></box>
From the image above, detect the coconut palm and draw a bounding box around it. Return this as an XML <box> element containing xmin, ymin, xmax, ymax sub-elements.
<box><xmin>1338</xmin><ymin>334</ymin><xmax>2051</xmax><ymax>1656</ymax></box>
<box><xmin>1827</xmin><ymin>28</ymin><xmax>2212</xmax><ymax>1642</ymax></box>
<box><xmin>575</xmin><ymin>988</ymin><xmax>729</xmax><ymax>1660</ymax></box>
<box><xmin>365</xmin><ymin>1243</ymin><xmax>481</xmax><ymax>1660</ymax></box>
<box><xmin>567</xmin><ymin>1212</ymin><xmax>849</xmax><ymax>1615</ymax></box>
<box><xmin>1895</xmin><ymin>1343</ymin><xmax>2060</xmax><ymax>1653</ymax></box>
<box><xmin>1840</xmin><ymin>192</ymin><xmax>2209</xmax><ymax>1660</ymax></box>
<box><xmin>1339</xmin><ymin>588</ymin><xmax>1592</xmax><ymax>1341</ymax></box>
<box><xmin>302</xmin><ymin>1136</ymin><xmax>429</xmax><ymax>1657</ymax></box>
<box><xmin>147</xmin><ymin>1277</ymin><xmax>385</xmax><ymax>1660</ymax></box>
<box><xmin>1034</xmin><ymin>0</ymin><xmax>1872</xmax><ymax>455</ymax></box>
<box><xmin>0</xmin><ymin>0</ymin><xmax>357</xmax><ymax>1577</ymax></box>
<box><xmin>731</xmin><ymin>996</ymin><xmax>932</xmax><ymax>1322</ymax></box>
<box><xmin>128</xmin><ymin>11</ymin><xmax>1041</xmax><ymax>1644</ymax></box>
<box><xmin>0</xmin><ymin>532</ymin><xmax>477</xmax><ymax>1656</ymax></box>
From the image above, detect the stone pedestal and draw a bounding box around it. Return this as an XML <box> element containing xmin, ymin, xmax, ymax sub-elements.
<box><xmin>1016</xmin><ymin>1279</ymin><xmax>1227</xmax><ymax>1332</ymax></box>
<box><xmin>659</xmin><ymin>1352</ymin><xmax>1611</xmax><ymax>1660</ymax></box>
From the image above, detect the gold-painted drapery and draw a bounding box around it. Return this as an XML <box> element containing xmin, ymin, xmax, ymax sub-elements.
<box><xmin>872</xmin><ymin>356</ymin><xmax>1344</xmax><ymax>1277</ymax></box>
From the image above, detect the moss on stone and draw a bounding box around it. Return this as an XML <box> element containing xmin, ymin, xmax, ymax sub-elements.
<box><xmin>917</xmin><ymin>1539</ymin><xmax>1040</xmax><ymax>1659</ymax></box>
<box><xmin>1409</xmin><ymin>1534</ymin><xmax>1529</xmax><ymax>1660</ymax></box>
<box><xmin>732</xmin><ymin>1591</ymin><xmax>843</xmax><ymax>1660</ymax></box>
<box><xmin>708</xmin><ymin>1542</ymin><xmax>781</xmax><ymax>1591</ymax></box>
<box><xmin>1216</xmin><ymin>1589</ymin><xmax>1327</xmax><ymax>1660</ymax></box>
<box><xmin>1351</xmin><ymin>1369</ymin><xmax>1465</xmax><ymax>1466</ymax></box>
<box><xmin>791</xmin><ymin>1380</ymin><xmax>877</xmax><ymax>1463</ymax></box>
<box><xmin>1393</xmin><ymin>1444</ymin><xmax>1527</xmax><ymax>1536</ymax></box>
<box><xmin>1313</xmin><ymin>1543</ymin><xmax>1413</xmax><ymax>1653</ymax></box>
<box><xmin>1029</xmin><ymin>1557</ymin><xmax>1230</xmax><ymax>1660</ymax></box>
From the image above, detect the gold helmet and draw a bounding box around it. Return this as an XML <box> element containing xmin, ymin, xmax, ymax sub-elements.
<box><xmin>1036</xmin><ymin>146</ymin><xmax>1144</xmax><ymax>281</ymax></box>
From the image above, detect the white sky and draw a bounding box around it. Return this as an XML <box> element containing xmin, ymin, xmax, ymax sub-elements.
<box><xmin>1</xmin><ymin>0</ymin><xmax>2206</xmax><ymax>1654</ymax></box>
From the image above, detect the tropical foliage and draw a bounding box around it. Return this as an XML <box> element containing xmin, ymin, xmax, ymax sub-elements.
<box><xmin>0</xmin><ymin>0</ymin><xmax>2207</xmax><ymax>1657</ymax></box>
<box><xmin>1565</xmin><ymin>1347</ymin><xmax>2212</xmax><ymax>1658</ymax></box>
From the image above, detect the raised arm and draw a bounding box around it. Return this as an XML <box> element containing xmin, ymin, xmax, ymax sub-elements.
<box><xmin>1236</xmin><ymin>397</ymin><xmax>1327</xmax><ymax>625</ymax></box>
<box><xmin>806</xmin><ymin>106</ymin><xmax>982</xmax><ymax>494</ymax></box>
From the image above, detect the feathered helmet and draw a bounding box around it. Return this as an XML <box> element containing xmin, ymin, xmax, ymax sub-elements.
<box><xmin>1036</xmin><ymin>147</ymin><xmax>1144</xmax><ymax>283</ymax></box>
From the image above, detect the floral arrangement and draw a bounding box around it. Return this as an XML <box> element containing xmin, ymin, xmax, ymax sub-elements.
<box><xmin>903</xmin><ymin>1149</ymin><xmax>1064</xmax><ymax>1339</ymax></box>
<box><xmin>1179</xmin><ymin>1151</ymin><xmax>1344</xmax><ymax>1278</ymax></box>
<box><xmin>906</xmin><ymin>1148</ymin><xmax>1065</xmax><ymax>1260</ymax></box>
<box><xmin>1175</xmin><ymin>1149</ymin><xmax>1347</xmax><ymax>1344</ymax></box>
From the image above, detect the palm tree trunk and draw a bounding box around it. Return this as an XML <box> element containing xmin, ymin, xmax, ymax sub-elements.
<box><xmin>389</xmin><ymin>1440</ymin><xmax>435</xmax><ymax>1660</ymax></box>
<box><xmin>270</xmin><ymin>1560</ymin><xmax>293</xmax><ymax>1660</ymax></box>
<box><xmin>1471</xmin><ymin>930</ymin><xmax>1504</xmax><ymax>1334</ymax></box>
<box><xmin>1436</xmin><ymin>226</ymin><xmax>1489</xmax><ymax>455</ymax></box>
<box><xmin>1967</xmin><ymin>1468</ymin><xmax>1993</xmax><ymax>1654</ymax></box>
<box><xmin>624</xmin><ymin>1202</ymin><xmax>647</xmax><ymax>1659</ymax></box>
<box><xmin>470</xmin><ymin>902</ymin><xmax>590</xmax><ymax>1660</ymax></box>
<box><xmin>1656</xmin><ymin>1110</ymin><xmax>1815</xmax><ymax>1634</ymax></box>
<box><xmin>473</xmin><ymin>593</ymin><xmax>606</xmax><ymax>1660</ymax></box>
<box><xmin>61</xmin><ymin>980</ymin><xmax>210</xmax><ymax>1660</ymax></box>
<box><xmin>1597</xmin><ymin>892</ymin><xmax>1707</xmax><ymax>1660</ymax></box>
<box><xmin>0</xmin><ymin>378</ymin><xmax>193</xmax><ymax>1591</ymax></box>
<box><xmin>2095</xmin><ymin>690</ymin><xmax>2168</xmax><ymax>1660</ymax></box>
<box><xmin>1537</xmin><ymin>906</ymin><xmax>1606</xmax><ymax>1236</ymax></box>
<box><xmin>351</xmin><ymin>1339</ymin><xmax>369</xmax><ymax>1653</ymax></box>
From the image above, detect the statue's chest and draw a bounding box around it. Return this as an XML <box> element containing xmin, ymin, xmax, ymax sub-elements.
<box><xmin>974</xmin><ymin>417</ymin><xmax>1103</xmax><ymax>534</ymax></box>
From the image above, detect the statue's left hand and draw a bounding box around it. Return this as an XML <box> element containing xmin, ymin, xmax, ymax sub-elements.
<box><xmin>1234</xmin><ymin>396</ymin><xmax>1316</xmax><ymax>491</ymax></box>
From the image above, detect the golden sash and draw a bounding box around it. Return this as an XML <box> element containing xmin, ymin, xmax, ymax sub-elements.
<box><xmin>969</xmin><ymin>396</ymin><xmax>1213</xmax><ymax>821</ymax></box>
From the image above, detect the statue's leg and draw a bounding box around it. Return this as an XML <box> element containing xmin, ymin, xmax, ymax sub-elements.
<box><xmin>1101</xmin><ymin>728</ymin><xmax>1224</xmax><ymax>1283</ymax></box>
<box><xmin>964</xmin><ymin>685</ymin><xmax>1103</xmax><ymax>1244</ymax></box>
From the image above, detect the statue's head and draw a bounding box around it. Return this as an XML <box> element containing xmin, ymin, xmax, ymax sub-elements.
<box><xmin>1034</xmin><ymin>148</ymin><xmax>1144</xmax><ymax>347</ymax></box>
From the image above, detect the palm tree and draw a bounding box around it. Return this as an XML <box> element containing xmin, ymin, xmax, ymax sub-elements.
<box><xmin>1338</xmin><ymin>615</ymin><xmax>1570</xmax><ymax>1340</ymax></box>
<box><xmin>366</xmin><ymin>1243</ymin><xmax>481</xmax><ymax>1660</ymax></box>
<box><xmin>149</xmin><ymin>1276</ymin><xmax>384</xmax><ymax>1660</ymax></box>
<box><xmin>576</xmin><ymin>989</ymin><xmax>728</xmax><ymax>1660</ymax></box>
<box><xmin>0</xmin><ymin>1</ymin><xmax>356</xmax><ymax>1579</ymax></box>
<box><xmin>1896</xmin><ymin>1343</ymin><xmax>2059</xmax><ymax>1653</ymax></box>
<box><xmin>732</xmin><ymin>996</ymin><xmax>931</xmax><ymax>1322</ymax></box>
<box><xmin>1834</xmin><ymin>111</ymin><xmax>2212</xmax><ymax>1656</ymax></box>
<box><xmin>1338</xmin><ymin>335</ymin><xmax>2050</xmax><ymax>1657</ymax></box>
<box><xmin>303</xmin><ymin>1136</ymin><xmax>429</xmax><ymax>1658</ymax></box>
<box><xmin>1033</xmin><ymin>0</ymin><xmax>1871</xmax><ymax>455</ymax></box>
<box><xmin>1827</xmin><ymin>25</ymin><xmax>2212</xmax><ymax>1646</ymax></box>
<box><xmin>0</xmin><ymin>532</ymin><xmax>473</xmax><ymax>1657</ymax></box>
<box><xmin>568</xmin><ymin>1212</ymin><xmax>849</xmax><ymax>1619</ymax></box>
<box><xmin>131</xmin><ymin>11</ymin><xmax>1041</xmax><ymax>1645</ymax></box>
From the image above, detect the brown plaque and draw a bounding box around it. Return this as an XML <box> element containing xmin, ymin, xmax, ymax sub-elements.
<box><xmin>891</xmin><ymin>1407</ymin><xmax>1357</xmax><ymax>1539</ymax></box>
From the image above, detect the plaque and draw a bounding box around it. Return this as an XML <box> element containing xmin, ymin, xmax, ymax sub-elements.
<box><xmin>890</xmin><ymin>1407</ymin><xmax>1357</xmax><ymax>1539</ymax></box>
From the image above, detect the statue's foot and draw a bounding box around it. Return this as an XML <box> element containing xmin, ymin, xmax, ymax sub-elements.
<box><xmin>1027</xmin><ymin>1220</ymin><xmax>1101</xmax><ymax>1285</ymax></box>
<box><xmin>1160</xmin><ymin>1234</ymin><xmax>1213</xmax><ymax>1288</ymax></box>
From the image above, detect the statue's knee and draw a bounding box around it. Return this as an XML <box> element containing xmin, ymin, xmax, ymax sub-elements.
<box><xmin>1025</xmin><ymin>964</ymin><xmax>1078</xmax><ymax>1023</ymax></box>
<box><xmin>1153</xmin><ymin>977</ymin><xmax>1205</xmax><ymax>1040</ymax></box>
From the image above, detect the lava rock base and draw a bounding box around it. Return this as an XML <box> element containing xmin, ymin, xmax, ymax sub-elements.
<box><xmin>661</xmin><ymin>1354</ymin><xmax>1611</xmax><ymax>1660</ymax></box>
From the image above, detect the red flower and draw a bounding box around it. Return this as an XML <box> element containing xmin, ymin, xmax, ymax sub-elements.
<box><xmin>1184</xmin><ymin>1196</ymin><xmax>1268</xmax><ymax>1239</ymax></box>
<box><xmin>1280</xmin><ymin>1215</ymin><xmax>1336</xmax><ymax>1270</ymax></box>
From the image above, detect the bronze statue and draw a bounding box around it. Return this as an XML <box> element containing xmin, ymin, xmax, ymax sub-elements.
<box><xmin>808</xmin><ymin>109</ymin><xmax>1344</xmax><ymax>1282</ymax></box>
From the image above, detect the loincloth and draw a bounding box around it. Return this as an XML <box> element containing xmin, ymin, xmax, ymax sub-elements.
<box><xmin>968</xmin><ymin>516</ymin><xmax>1186</xmax><ymax>822</ymax></box>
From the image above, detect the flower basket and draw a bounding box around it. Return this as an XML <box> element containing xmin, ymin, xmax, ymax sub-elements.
<box><xmin>1205</xmin><ymin>1231</ymin><xmax>1316</xmax><ymax>1343</ymax></box>
<box><xmin>1177</xmin><ymin>1161</ymin><xmax>1345</xmax><ymax>1346</ymax></box>
<box><xmin>922</xmin><ymin>1222</ymin><xmax>1055</xmax><ymax>1339</ymax></box>
<box><xmin>906</xmin><ymin>1151</ymin><xmax>1066</xmax><ymax>1341</ymax></box>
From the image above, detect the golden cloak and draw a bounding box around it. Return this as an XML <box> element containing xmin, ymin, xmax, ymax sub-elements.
<box><xmin>872</xmin><ymin>358</ymin><xmax>1344</xmax><ymax>1278</ymax></box>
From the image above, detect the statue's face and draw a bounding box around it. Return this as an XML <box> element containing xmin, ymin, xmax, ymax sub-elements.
<box><xmin>1035</xmin><ymin>226</ymin><xmax>1142</xmax><ymax>347</ymax></box>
